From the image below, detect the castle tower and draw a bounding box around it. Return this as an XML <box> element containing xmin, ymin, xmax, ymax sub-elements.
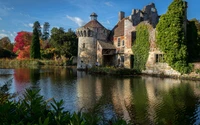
<box><xmin>76</xmin><ymin>13</ymin><xmax>109</xmax><ymax>69</ymax></box>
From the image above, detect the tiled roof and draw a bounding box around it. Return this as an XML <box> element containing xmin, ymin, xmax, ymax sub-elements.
<box><xmin>98</xmin><ymin>41</ymin><xmax>116</xmax><ymax>49</ymax></box>
<box><xmin>84</xmin><ymin>20</ymin><xmax>105</xmax><ymax>28</ymax></box>
<box><xmin>113</xmin><ymin>18</ymin><xmax>125</xmax><ymax>37</ymax></box>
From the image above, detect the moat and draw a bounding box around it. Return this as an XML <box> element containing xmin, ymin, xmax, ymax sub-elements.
<box><xmin>0</xmin><ymin>67</ymin><xmax>200</xmax><ymax>124</ymax></box>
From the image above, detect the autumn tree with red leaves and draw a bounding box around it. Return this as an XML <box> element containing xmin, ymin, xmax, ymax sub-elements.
<box><xmin>13</xmin><ymin>31</ymin><xmax>32</xmax><ymax>59</ymax></box>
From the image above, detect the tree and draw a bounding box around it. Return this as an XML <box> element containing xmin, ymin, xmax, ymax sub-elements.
<box><xmin>42</xmin><ymin>22</ymin><xmax>50</xmax><ymax>40</ymax></box>
<box><xmin>0</xmin><ymin>37</ymin><xmax>13</xmax><ymax>52</ymax></box>
<box><xmin>187</xmin><ymin>20</ymin><xmax>200</xmax><ymax>61</ymax></box>
<box><xmin>156</xmin><ymin>0</ymin><xmax>190</xmax><ymax>73</ymax></box>
<box><xmin>30</xmin><ymin>27</ymin><xmax>41</xmax><ymax>59</ymax></box>
<box><xmin>33</xmin><ymin>21</ymin><xmax>42</xmax><ymax>37</ymax></box>
<box><xmin>13</xmin><ymin>31</ymin><xmax>32</xmax><ymax>59</ymax></box>
<box><xmin>50</xmin><ymin>27</ymin><xmax>78</xmax><ymax>58</ymax></box>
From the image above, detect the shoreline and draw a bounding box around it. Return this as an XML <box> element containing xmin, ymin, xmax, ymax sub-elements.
<box><xmin>1</xmin><ymin>59</ymin><xmax>200</xmax><ymax>81</ymax></box>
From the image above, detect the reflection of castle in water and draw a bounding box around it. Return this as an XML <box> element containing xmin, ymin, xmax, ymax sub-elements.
<box><xmin>76</xmin><ymin>72</ymin><xmax>200</xmax><ymax>123</ymax></box>
<box><xmin>76</xmin><ymin>71</ymin><xmax>103</xmax><ymax>110</ymax></box>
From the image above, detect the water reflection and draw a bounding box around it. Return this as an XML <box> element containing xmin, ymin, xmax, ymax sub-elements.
<box><xmin>0</xmin><ymin>67</ymin><xmax>200</xmax><ymax>124</ymax></box>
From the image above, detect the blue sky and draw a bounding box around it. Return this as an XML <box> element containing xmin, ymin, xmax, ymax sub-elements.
<box><xmin>0</xmin><ymin>0</ymin><xmax>199</xmax><ymax>42</ymax></box>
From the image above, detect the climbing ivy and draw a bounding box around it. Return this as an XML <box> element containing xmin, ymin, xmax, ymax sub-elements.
<box><xmin>187</xmin><ymin>20</ymin><xmax>200</xmax><ymax>61</ymax></box>
<box><xmin>156</xmin><ymin>0</ymin><xmax>191</xmax><ymax>74</ymax></box>
<box><xmin>132</xmin><ymin>23</ymin><xmax>150</xmax><ymax>71</ymax></box>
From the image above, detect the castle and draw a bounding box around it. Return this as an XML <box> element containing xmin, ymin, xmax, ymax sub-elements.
<box><xmin>76</xmin><ymin>3</ymin><xmax>187</xmax><ymax>76</ymax></box>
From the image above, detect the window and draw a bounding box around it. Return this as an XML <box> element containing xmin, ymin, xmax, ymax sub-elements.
<box><xmin>118</xmin><ymin>38</ymin><xmax>121</xmax><ymax>47</ymax></box>
<box><xmin>151</xmin><ymin>8</ymin><xmax>156</xmax><ymax>12</ymax></box>
<box><xmin>83</xmin><ymin>43</ymin><xmax>85</xmax><ymax>48</ymax></box>
<box><xmin>132</xmin><ymin>31</ymin><xmax>136</xmax><ymax>45</ymax></box>
<box><xmin>122</xmin><ymin>40</ymin><xmax>124</xmax><ymax>46</ymax></box>
<box><xmin>121</xmin><ymin>56</ymin><xmax>124</xmax><ymax>62</ymax></box>
<box><xmin>155</xmin><ymin>54</ymin><xmax>164</xmax><ymax>63</ymax></box>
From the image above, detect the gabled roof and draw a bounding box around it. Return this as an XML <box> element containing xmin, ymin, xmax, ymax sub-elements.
<box><xmin>84</xmin><ymin>20</ymin><xmax>105</xmax><ymax>28</ymax></box>
<box><xmin>98</xmin><ymin>41</ymin><xmax>116</xmax><ymax>49</ymax></box>
<box><xmin>112</xmin><ymin>18</ymin><xmax>125</xmax><ymax>37</ymax></box>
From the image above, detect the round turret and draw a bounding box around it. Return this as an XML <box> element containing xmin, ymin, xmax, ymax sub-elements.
<box><xmin>76</xmin><ymin>13</ymin><xmax>109</xmax><ymax>70</ymax></box>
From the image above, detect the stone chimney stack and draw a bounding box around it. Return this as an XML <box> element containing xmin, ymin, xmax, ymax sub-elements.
<box><xmin>119</xmin><ymin>11</ymin><xmax>125</xmax><ymax>21</ymax></box>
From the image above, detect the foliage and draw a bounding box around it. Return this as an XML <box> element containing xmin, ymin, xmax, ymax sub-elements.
<box><xmin>187</xmin><ymin>20</ymin><xmax>200</xmax><ymax>61</ymax></box>
<box><xmin>156</xmin><ymin>0</ymin><xmax>190</xmax><ymax>74</ymax></box>
<box><xmin>50</xmin><ymin>27</ymin><xmax>78</xmax><ymax>58</ymax></box>
<box><xmin>33</xmin><ymin>21</ymin><xmax>42</xmax><ymax>37</ymax></box>
<box><xmin>31</xmin><ymin>27</ymin><xmax>41</xmax><ymax>59</ymax></box>
<box><xmin>0</xmin><ymin>47</ymin><xmax>15</xmax><ymax>58</ymax></box>
<box><xmin>13</xmin><ymin>31</ymin><xmax>32</xmax><ymax>59</ymax></box>
<box><xmin>190</xmin><ymin>18</ymin><xmax>200</xmax><ymax>35</ymax></box>
<box><xmin>0</xmin><ymin>79</ymin><xmax>12</xmax><ymax>104</ymax></box>
<box><xmin>17</xmin><ymin>45</ymin><xmax>30</xmax><ymax>59</ymax></box>
<box><xmin>0</xmin><ymin>37</ymin><xmax>13</xmax><ymax>52</ymax></box>
<box><xmin>41</xmin><ymin>48</ymin><xmax>58</xmax><ymax>59</ymax></box>
<box><xmin>0</xmin><ymin>59</ymin><xmax>75</xmax><ymax>68</ymax></box>
<box><xmin>132</xmin><ymin>23</ymin><xmax>150</xmax><ymax>71</ymax></box>
<box><xmin>0</xmin><ymin>88</ymin><xmax>129</xmax><ymax>124</ymax></box>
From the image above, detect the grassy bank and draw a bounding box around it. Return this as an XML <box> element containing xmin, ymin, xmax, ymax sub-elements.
<box><xmin>0</xmin><ymin>59</ymin><xmax>74</xmax><ymax>68</ymax></box>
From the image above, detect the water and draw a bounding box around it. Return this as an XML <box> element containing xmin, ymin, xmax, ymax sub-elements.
<box><xmin>0</xmin><ymin>67</ymin><xmax>200</xmax><ymax>124</ymax></box>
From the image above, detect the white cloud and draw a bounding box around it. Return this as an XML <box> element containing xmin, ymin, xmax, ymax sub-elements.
<box><xmin>67</xmin><ymin>15</ymin><xmax>85</xmax><ymax>27</ymax></box>
<box><xmin>3</xmin><ymin>6</ymin><xmax>14</xmax><ymax>10</ymax></box>
<box><xmin>0</xmin><ymin>33</ymin><xmax>7</xmax><ymax>38</ymax></box>
<box><xmin>104</xmin><ymin>2</ymin><xmax>113</xmax><ymax>7</ymax></box>
<box><xmin>10</xmin><ymin>33</ymin><xmax>14</xmax><ymax>37</ymax></box>
<box><xmin>24</xmin><ymin>23</ymin><xmax>33</xmax><ymax>28</ymax></box>
<box><xmin>28</xmin><ymin>23</ymin><xmax>33</xmax><ymax>27</ymax></box>
<box><xmin>0</xmin><ymin>17</ymin><xmax>2</xmax><ymax>20</ymax></box>
<box><xmin>107</xmin><ymin>20</ymin><xmax>110</xmax><ymax>24</ymax></box>
<box><xmin>1</xmin><ymin>30</ymin><xmax>5</xmax><ymax>32</ymax></box>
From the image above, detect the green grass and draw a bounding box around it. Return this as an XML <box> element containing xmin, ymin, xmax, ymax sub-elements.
<box><xmin>0</xmin><ymin>59</ymin><xmax>74</xmax><ymax>68</ymax></box>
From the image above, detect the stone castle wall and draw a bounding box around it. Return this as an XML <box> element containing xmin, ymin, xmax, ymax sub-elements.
<box><xmin>77</xmin><ymin>37</ymin><xmax>97</xmax><ymax>69</ymax></box>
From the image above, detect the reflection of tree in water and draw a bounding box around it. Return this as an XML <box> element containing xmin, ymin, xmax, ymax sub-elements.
<box><xmin>40</xmin><ymin>67</ymin><xmax>76</xmax><ymax>83</ymax></box>
<box><xmin>14</xmin><ymin>68</ymin><xmax>30</xmax><ymax>84</ymax></box>
<box><xmin>128</xmin><ymin>77</ymin><xmax>150</xmax><ymax>124</ymax></box>
<box><xmin>155</xmin><ymin>83</ymin><xmax>198</xmax><ymax>125</ymax></box>
<box><xmin>30</xmin><ymin>68</ymin><xmax>40</xmax><ymax>84</ymax></box>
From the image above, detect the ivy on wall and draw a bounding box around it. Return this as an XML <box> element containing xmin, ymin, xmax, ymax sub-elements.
<box><xmin>156</xmin><ymin>0</ymin><xmax>191</xmax><ymax>74</ymax></box>
<box><xmin>132</xmin><ymin>23</ymin><xmax>150</xmax><ymax>71</ymax></box>
<box><xmin>187</xmin><ymin>20</ymin><xmax>200</xmax><ymax>62</ymax></box>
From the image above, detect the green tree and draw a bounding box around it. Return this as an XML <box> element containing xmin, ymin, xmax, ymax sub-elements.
<box><xmin>33</xmin><ymin>21</ymin><xmax>42</xmax><ymax>37</ymax></box>
<box><xmin>30</xmin><ymin>27</ymin><xmax>41</xmax><ymax>59</ymax></box>
<box><xmin>156</xmin><ymin>0</ymin><xmax>189</xmax><ymax>74</ymax></box>
<box><xmin>187</xmin><ymin>20</ymin><xmax>200</xmax><ymax>61</ymax></box>
<box><xmin>132</xmin><ymin>23</ymin><xmax>150</xmax><ymax>71</ymax></box>
<box><xmin>0</xmin><ymin>37</ymin><xmax>13</xmax><ymax>52</ymax></box>
<box><xmin>50</xmin><ymin>27</ymin><xmax>78</xmax><ymax>58</ymax></box>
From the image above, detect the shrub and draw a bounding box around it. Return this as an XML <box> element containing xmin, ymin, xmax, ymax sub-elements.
<box><xmin>0</xmin><ymin>87</ymin><xmax>129</xmax><ymax>124</ymax></box>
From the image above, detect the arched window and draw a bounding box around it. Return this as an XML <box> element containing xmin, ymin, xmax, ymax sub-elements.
<box><xmin>84</xmin><ymin>30</ymin><xmax>86</xmax><ymax>37</ymax></box>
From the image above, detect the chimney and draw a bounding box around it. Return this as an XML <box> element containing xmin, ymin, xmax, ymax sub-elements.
<box><xmin>119</xmin><ymin>11</ymin><xmax>125</xmax><ymax>21</ymax></box>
